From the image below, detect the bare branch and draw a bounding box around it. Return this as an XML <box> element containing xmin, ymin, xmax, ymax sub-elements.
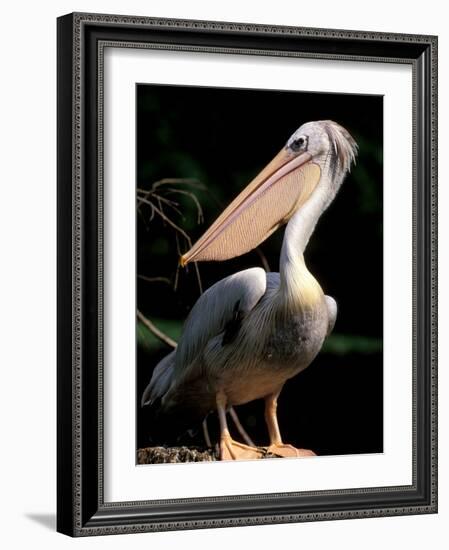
<box><xmin>139</xmin><ymin>197</ymin><xmax>192</xmax><ymax>243</ymax></box>
<box><xmin>151</xmin><ymin>193</ymin><xmax>182</xmax><ymax>216</ymax></box>
<box><xmin>193</xmin><ymin>262</ymin><xmax>203</xmax><ymax>295</ymax></box>
<box><xmin>173</xmin><ymin>233</ymin><xmax>181</xmax><ymax>293</ymax></box>
<box><xmin>152</xmin><ymin>178</ymin><xmax>206</xmax><ymax>191</ymax></box>
<box><xmin>174</xmin><ymin>227</ymin><xmax>203</xmax><ymax>295</ymax></box>
<box><xmin>138</xmin><ymin>275</ymin><xmax>171</xmax><ymax>285</ymax></box>
<box><xmin>136</xmin><ymin>206</ymin><xmax>149</xmax><ymax>226</ymax></box>
<box><xmin>166</xmin><ymin>188</ymin><xmax>204</xmax><ymax>223</ymax></box>
<box><xmin>137</xmin><ymin>189</ymin><xmax>182</xmax><ymax>216</ymax></box>
<box><xmin>156</xmin><ymin>195</ymin><xmax>164</xmax><ymax>224</ymax></box>
<box><xmin>137</xmin><ymin>309</ymin><xmax>177</xmax><ymax>349</ymax></box>
<box><xmin>254</xmin><ymin>247</ymin><xmax>271</xmax><ymax>272</ymax></box>
<box><xmin>137</xmin><ymin>196</ymin><xmax>157</xmax><ymax>219</ymax></box>
<box><xmin>137</xmin><ymin>178</ymin><xmax>205</xmax><ymax>296</ymax></box>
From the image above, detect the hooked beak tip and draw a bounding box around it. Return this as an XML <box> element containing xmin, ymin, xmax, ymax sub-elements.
<box><xmin>179</xmin><ymin>254</ymin><xmax>188</xmax><ymax>268</ymax></box>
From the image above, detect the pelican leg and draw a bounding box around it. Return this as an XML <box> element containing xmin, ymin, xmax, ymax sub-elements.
<box><xmin>216</xmin><ymin>392</ymin><xmax>264</xmax><ymax>461</ymax></box>
<box><xmin>229</xmin><ymin>406</ymin><xmax>256</xmax><ymax>447</ymax></box>
<box><xmin>264</xmin><ymin>392</ymin><xmax>316</xmax><ymax>458</ymax></box>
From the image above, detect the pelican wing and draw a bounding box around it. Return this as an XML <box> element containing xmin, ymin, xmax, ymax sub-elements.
<box><xmin>174</xmin><ymin>267</ymin><xmax>267</xmax><ymax>376</ymax></box>
<box><xmin>141</xmin><ymin>349</ymin><xmax>176</xmax><ymax>407</ymax></box>
<box><xmin>142</xmin><ymin>267</ymin><xmax>267</xmax><ymax>409</ymax></box>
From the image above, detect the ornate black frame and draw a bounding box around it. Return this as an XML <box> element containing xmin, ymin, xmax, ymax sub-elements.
<box><xmin>57</xmin><ymin>12</ymin><xmax>438</xmax><ymax>537</ymax></box>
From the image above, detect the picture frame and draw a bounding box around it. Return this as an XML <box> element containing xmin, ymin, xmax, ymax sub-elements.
<box><xmin>57</xmin><ymin>12</ymin><xmax>438</xmax><ymax>537</ymax></box>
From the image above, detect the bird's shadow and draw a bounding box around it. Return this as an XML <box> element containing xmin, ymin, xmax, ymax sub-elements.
<box><xmin>25</xmin><ymin>513</ymin><xmax>56</xmax><ymax>531</ymax></box>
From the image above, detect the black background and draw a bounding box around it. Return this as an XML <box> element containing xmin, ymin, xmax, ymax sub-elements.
<box><xmin>136</xmin><ymin>84</ymin><xmax>383</xmax><ymax>457</ymax></box>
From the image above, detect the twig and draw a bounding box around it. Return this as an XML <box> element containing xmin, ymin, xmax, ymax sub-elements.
<box><xmin>255</xmin><ymin>247</ymin><xmax>271</xmax><ymax>272</ymax></box>
<box><xmin>137</xmin><ymin>275</ymin><xmax>171</xmax><ymax>285</ymax></box>
<box><xmin>156</xmin><ymin>195</ymin><xmax>164</xmax><ymax>224</ymax></box>
<box><xmin>137</xmin><ymin>190</ymin><xmax>183</xmax><ymax>217</ymax></box>
<box><xmin>152</xmin><ymin>178</ymin><xmax>206</xmax><ymax>190</ymax></box>
<box><xmin>173</xmin><ymin>233</ymin><xmax>181</xmax><ymax>292</ymax></box>
<box><xmin>138</xmin><ymin>179</ymin><xmax>206</xmax><ymax>295</ymax></box>
<box><xmin>137</xmin><ymin>310</ymin><xmax>177</xmax><ymax>349</ymax></box>
<box><xmin>165</xmin><ymin>188</ymin><xmax>204</xmax><ymax>223</ymax></box>
<box><xmin>193</xmin><ymin>262</ymin><xmax>203</xmax><ymax>295</ymax></box>
<box><xmin>139</xmin><ymin>197</ymin><xmax>192</xmax><ymax>243</ymax></box>
<box><xmin>137</xmin><ymin>196</ymin><xmax>157</xmax><ymax>218</ymax></box>
<box><xmin>202</xmin><ymin>418</ymin><xmax>212</xmax><ymax>448</ymax></box>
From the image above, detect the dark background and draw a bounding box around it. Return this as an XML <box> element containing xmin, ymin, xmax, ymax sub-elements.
<box><xmin>136</xmin><ymin>84</ymin><xmax>383</xmax><ymax>457</ymax></box>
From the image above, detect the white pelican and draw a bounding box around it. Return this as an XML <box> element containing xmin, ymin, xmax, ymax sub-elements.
<box><xmin>142</xmin><ymin>120</ymin><xmax>357</xmax><ymax>460</ymax></box>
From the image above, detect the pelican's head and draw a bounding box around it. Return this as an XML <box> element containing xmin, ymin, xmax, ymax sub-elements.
<box><xmin>287</xmin><ymin>120</ymin><xmax>357</xmax><ymax>177</ymax></box>
<box><xmin>181</xmin><ymin>120</ymin><xmax>357</xmax><ymax>266</ymax></box>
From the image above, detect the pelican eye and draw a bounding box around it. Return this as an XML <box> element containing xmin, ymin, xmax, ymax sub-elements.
<box><xmin>290</xmin><ymin>136</ymin><xmax>307</xmax><ymax>152</ymax></box>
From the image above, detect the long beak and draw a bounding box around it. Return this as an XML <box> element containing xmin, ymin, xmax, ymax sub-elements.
<box><xmin>180</xmin><ymin>148</ymin><xmax>320</xmax><ymax>265</ymax></box>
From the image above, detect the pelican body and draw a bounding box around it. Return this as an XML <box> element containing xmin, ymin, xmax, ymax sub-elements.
<box><xmin>142</xmin><ymin>120</ymin><xmax>357</xmax><ymax>459</ymax></box>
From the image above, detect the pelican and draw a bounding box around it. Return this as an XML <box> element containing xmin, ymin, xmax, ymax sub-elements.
<box><xmin>142</xmin><ymin>120</ymin><xmax>357</xmax><ymax>460</ymax></box>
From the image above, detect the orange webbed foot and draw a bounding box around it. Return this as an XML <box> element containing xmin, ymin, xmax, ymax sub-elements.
<box><xmin>219</xmin><ymin>432</ymin><xmax>265</xmax><ymax>461</ymax></box>
<box><xmin>267</xmin><ymin>443</ymin><xmax>316</xmax><ymax>458</ymax></box>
